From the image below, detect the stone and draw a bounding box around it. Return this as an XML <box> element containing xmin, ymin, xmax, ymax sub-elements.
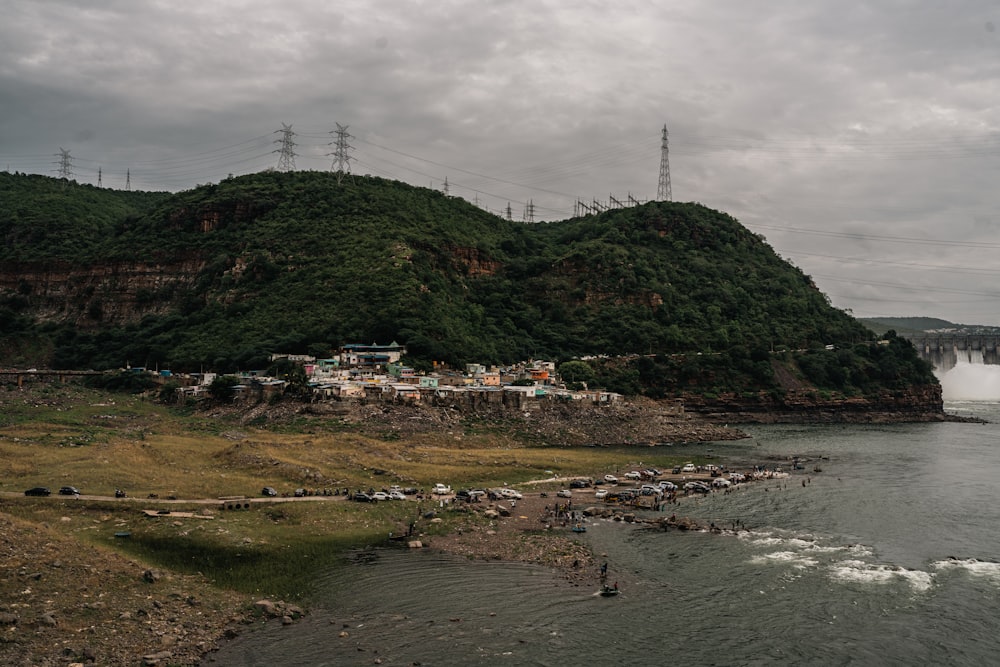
<box><xmin>408</xmin><ymin>540</ymin><xmax>423</xmax><ymax>548</ymax></box>
<box><xmin>254</xmin><ymin>599</ymin><xmax>277</xmax><ymax>617</ymax></box>
<box><xmin>142</xmin><ymin>650</ymin><xmax>173</xmax><ymax>666</ymax></box>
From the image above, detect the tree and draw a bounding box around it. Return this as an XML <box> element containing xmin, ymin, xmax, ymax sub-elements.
<box><xmin>558</xmin><ymin>360</ymin><xmax>595</xmax><ymax>386</ymax></box>
<box><xmin>208</xmin><ymin>375</ymin><xmax>240</xmax><ymax>402</ymax></box>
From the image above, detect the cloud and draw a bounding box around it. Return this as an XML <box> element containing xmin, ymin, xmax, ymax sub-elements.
<box><xmin>2</xmin><ymin>0</ymin><xmax>1000</xmax><ymax>324</ymax></box>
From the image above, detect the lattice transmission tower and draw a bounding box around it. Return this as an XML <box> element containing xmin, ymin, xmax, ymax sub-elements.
<box><xmin>55</xmin><ymin>148</ymin><xmax>73</xmax><ymax>179</ymax></box>
<box><xmin>328</xmin><ymin>123</ymin><xmax>354</xmax><ymax>183</ymax></box>
<box><xmin>656</xmin><ymin>124</ymin><xmax>672</xmax><ymax>201</ymax></box>
<box><xmin>274</xmin><ymin>123</ymin><xmax>297</xmax><ymax>172</ymax></box>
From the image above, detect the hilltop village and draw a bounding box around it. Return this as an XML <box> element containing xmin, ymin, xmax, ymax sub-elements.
<box><xmin>167</xmin><ymin>341</ymin><xmax>628</xmax><ymax>409</ymax></box>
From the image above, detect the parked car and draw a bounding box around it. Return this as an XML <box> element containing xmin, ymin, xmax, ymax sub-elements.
<box><xmin>570</xmin><ymin>479</ymin><xmax>591</xmax><ymax>488</ymax></box>
<box><xmin>352</xmin><ymin>492</ymin><xmax>373</xmax><ymax>502</ymax></box>
<box><xmin>671</xmin><ymin>466</ymin><xmax>682</xmax><ymax>474</ymax></box>
<box><xmin>371</xmin><ymin>491</ymin><xmax>389</xmax><ymax>502</ymax></box>
<box><xmin>293</xmin><ymin>488</ymin><xmax>306</xmax><ymax>497</ymax></box>
<box><xmin>24</xmin><ymin>486</ymin><xmax>51</xmax><ymax>496</ymax></box>
<box><xmin>681</xmin><ymin>463</ymin><xmax>697</xmax><ymax>473</ymax></box>
<box><xmin>684</xmin><ymin>481</ymin><xmax>710</xmax><ymax>493</ymax></box>
<box><xmin>594</xmin><ymin>489</ymin><xmax>608</xmax><ymax>499</ymax></box>
<box><xmin>58</xmin><ymin>486</ymin><xmax>80</xmax><ymax>496</ymax></box>
<box><xmin>469</xmin><ymin>489</ymin><xmax>487</xmax><ymax>499</ymax></box>
<box><xmin>499</xmin><ymin>488</ymin><xmax>523</xmax><ymax>500</ymax></box>
<box><xmin>603</xmin><ymin>474</ymin><xmax>619</xmax><ymax>484</ymax></box>
<box><xmin>388</xmin><ymin>491</ymin><xmax>407</xmax><ymax>501</ymax></box>
<box><xmin>432</xmin><ymin>483</ymin><xmax>452</xmax><ymax>495</ymax></box>
<box><xmin>261</xmin><ymin>486</ymin><xmax>278</xmax><ymax>497</ymax></box>
<box><xmin>658</xmin><ymin>481</ymin><xmax>677</xmax><ymax>491</ymax></box>
<box><xmin>556</xmin><ymin>489</ymin><xmax>572</xmax><ymax>498</ymax></box>
<box><xmin>624</xmin><ymin>471</ymin><xmax>642</xmax><ymax>480</ymax></box>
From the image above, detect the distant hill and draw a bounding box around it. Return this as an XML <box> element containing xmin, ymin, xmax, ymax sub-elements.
<box><xmin>859</xmin><ymin>317</ymin><xmax>959</xmax><ymax>335</ymax></box>
<box><xmin>0</xmin><ymin>171</ymin><xmax>936</xmax><ymax>400</ymax></box>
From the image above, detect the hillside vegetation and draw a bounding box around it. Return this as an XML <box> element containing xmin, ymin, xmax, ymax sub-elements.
<box><xmin>0</xmin><ymin>171</ymin><xmax>935</xmax><ymax>398</ymax></box>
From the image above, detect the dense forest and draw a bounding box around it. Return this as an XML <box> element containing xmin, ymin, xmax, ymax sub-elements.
<box><xmin>0</xmin><ymin>170</ymin><xmax>935</xmax><ymax>398</ymax></box>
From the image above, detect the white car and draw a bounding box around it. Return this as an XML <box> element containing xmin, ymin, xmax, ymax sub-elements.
<box><xmin>624</xmin><ymin>471</ymin><xmax>642</xmax><ymax>480</ymax></box>
<box><xmin>371</xmin><ymin>491</ymin><xmax>389</xmax><ymax>501</ymax></box>
<box><xmin>499</xmin><ymin>488</ymin><xmax>523</xmax><ymax>500</ymax></box>
<box><xmin>595</xmin><ymin>489</ymin><xmax>608</xmax><ymax>499</ymax></box>
<box><xmin>556</xmin><ymin>489</ymin><xmax>572</xmax><ymax>498</ymax></box>
<box><xmin>681</xmin><ymin>463</ymin><xmax>697</xmax><ymax>473</ymax></box>
<box><xmin>432</xmin><ymin>484</ymin><xmax>452</xmax><ymax>495</ymax></box>
<box><xmin>603</xmin><ymin>474</ymin><xmax>619</xmax><ymax>484</ymax></box>
<box><xmin>388</xmin><ymin>491</ymin><xmax>407</xmax><ymax>500</ymax></box>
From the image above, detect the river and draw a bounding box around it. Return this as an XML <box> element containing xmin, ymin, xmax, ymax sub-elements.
<box><xmin>210</xmin><ymin>394</ymin><xmax>1000</xmax><ymax>666</ymax></box>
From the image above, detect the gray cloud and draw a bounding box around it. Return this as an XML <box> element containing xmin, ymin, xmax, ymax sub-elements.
<box><xmin>3</xmin><ymin>0</ymin><xmax>1000</xmax><ymax>325</ymax></box>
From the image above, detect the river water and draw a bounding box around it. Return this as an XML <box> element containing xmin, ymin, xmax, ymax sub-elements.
<box><xmin>211</xmin><ymin>372</ymin><xmax>1000</xmax><ymax>666</ymax></box>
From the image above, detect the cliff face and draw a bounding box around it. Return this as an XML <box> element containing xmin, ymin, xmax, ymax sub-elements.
<box><xmin>0</xmin><ymin>256</ymin><xmax>205</xmax><ymax>328</ymax></box>
<box><xmin>681</xmin><ymin>384</ymin><xmax>946</xmax><ymax>423</ymax></box>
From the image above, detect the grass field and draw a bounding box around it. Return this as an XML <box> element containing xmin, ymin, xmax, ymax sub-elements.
<box><xmin>0</xmin><ymin>382</ymin><xmax>710</xmax><ymax>599</ymax></box>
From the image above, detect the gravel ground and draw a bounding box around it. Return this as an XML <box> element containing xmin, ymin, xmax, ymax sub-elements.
<box><xmin>423</xmin><ymin>491</ymin><xmax>602</xmax><ymax>587</ymax></box>
<box><xmin>0</xmin><ymin>512</ymin><xmax>248</xmax><ymax>667</ymax></box>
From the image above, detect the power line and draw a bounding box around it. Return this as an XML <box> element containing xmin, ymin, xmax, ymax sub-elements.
<box><xmin>752</xmin><ymin>223</ymin><xmax>1000</xmax><ymax>250</ymax></box>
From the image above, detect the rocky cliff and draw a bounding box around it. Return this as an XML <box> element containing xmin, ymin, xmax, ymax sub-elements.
<box><xmin>1</xmin><ymin>257</ymin><xmax>205</xmax><ymax>327</ymax></box>
<box><xmin>680</xmin><ymin>384</ymin><xmax>950</xmax><ymax>424</ymax></box>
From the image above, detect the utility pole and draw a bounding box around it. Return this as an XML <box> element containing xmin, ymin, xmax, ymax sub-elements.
<box><xmin>505</xmin><ymin>202</ymin><xmax>513</xmax><ymax>221</ymax></box>
<box><xmin>657</xmin><ymin>124</ymin><xmax>672</xmax><ymax>201</ymax></box>
<box><xmin>55</xmin><ymin>148</ymin><xmax>73</xmax><ymax>179</ymax></box>
<box><xmin>97</xmin><ymin>167</ymin><xmax>103</xmax><ymax>188</ymax></box>
<box><xmin>125</xmin><ymin>169</ymin><xmax>131</xmax><ymax>191</ymax></box>
<box><xmin>274</xmin><ymin>123</ymin><xmax>297</xmax><ymax>172</ymax></box>
<box><xmin>327</xmin><ymin>123</ymin><xmax>353</xmax><ymax>183</ymax></box>
<box><xmin>523</xmin><ymin>199</ymin><xmax>535</xmax><ymax>223</ymax></box>
<box><xmin>443</xmin><ymin>176</ymin><xmax>450</xmax><ymax>196</ymax></box>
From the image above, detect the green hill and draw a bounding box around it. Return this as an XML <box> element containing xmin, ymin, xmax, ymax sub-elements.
<box><xmin>0</xmin><ymin>170</ymin><xmax>936</xmax><ymax>398</ymax></box>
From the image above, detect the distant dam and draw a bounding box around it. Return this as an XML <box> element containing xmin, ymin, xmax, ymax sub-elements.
<box><xmin>899</xmin><ymin>333</ymin><xmax>1000</xmax><ymax>372</ymax></box>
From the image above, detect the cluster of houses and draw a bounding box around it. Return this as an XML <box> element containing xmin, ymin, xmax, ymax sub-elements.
<box><xmin>161</xmin><ymin>342</ymin><xmax>624</xmax><ymax>406</ymax></box>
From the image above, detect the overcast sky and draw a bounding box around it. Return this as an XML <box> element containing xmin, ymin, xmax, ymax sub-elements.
<box><xmin>3</xmin><ymin>0</ymin><xmax>1000</xmax><ymax>327</ymax></box>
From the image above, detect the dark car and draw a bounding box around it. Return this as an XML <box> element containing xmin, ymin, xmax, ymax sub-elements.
<box><xmin>261</xmin><ymin>486</ymin><xmax>278</xmax><ymax>497</ymax></box>
<box><xmin>24</xmin><ymin>486</ymin><xmax>51</xmax><ymax>496</ymax></box>
<box><xmin>58</xmin><ymin>486</ymin><xmax>80</xmax><ymax>495</ymax></box>
<box><xmin>352</xmin><ymin>492</ymin><xmax>373</xmax><ymax>502</ymax></box>
<box><xmin>570</xmin><ymin>479</ymin><xmax>591</xmax><ymax>489</ymax></box>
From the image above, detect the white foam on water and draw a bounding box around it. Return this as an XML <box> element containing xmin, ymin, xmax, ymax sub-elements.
<box><xmin>931</xmin><ymin>558</ymin><xmax>1000</xmax><ymax>585</ymax></box>
<box><xmin>939</xmin><ymin>356</ymin><xmax>1000</xmax><ymax>401</ymax></box>
<box><xmin>749</xmin><ymin>550</ymin><xmax>819</xmax><ymax>569</ymax></box>
<box><xmin>828</xmin><ymin>560</ymin><xmax>934</xmax><ymax>592</ymax></box>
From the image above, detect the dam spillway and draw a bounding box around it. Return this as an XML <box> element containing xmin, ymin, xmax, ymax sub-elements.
<box><xmin>900</xmin><ymin>333</ymin><xmax>1000</xmax><ymax>372</ymax></box>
